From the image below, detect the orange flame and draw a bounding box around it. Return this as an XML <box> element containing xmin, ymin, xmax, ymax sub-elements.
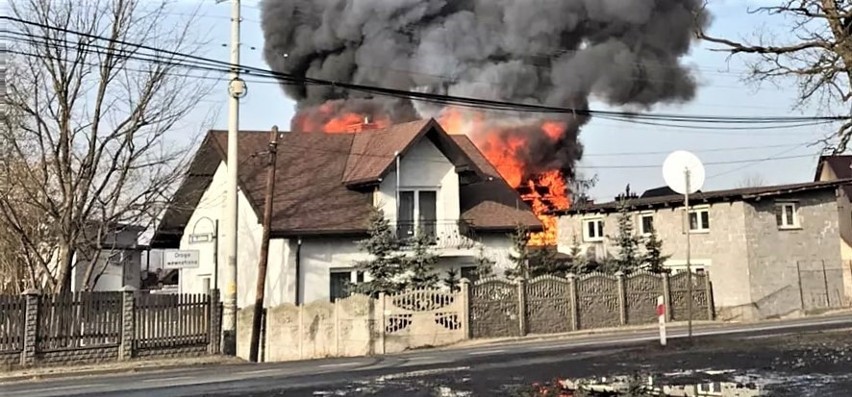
<box><xmin>294</xmin><ymin>103</ymin><xmax>571</xmax><ymax>246</ymax></box>
<box><xmin>435</xmin><ymin>107</ymin><xmax>571</xmax><ymax>246</ymax></box>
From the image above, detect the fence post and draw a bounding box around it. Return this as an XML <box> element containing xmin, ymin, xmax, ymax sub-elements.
<box><xmin>662</xmin><ymin>272</ymin><xmax>672</xmax><ymax>322</ymax></box>
<box><xmin>517</xmin><ymin>278</ymin><xmax>527</xmax><ymax>336</ymax></box>
<box><xmin>377</xmin><ymin>293</ymin><xmax>386</xmax><ymax>355</ymax></box>
<box><xmin>703</xmin><ymin>273</ymin><xmax>715</xmax><ymax>320</ymax></box>
<box><xmin>796</xmin><ymin>260</ymin><xmax>806</xmax><ymax>311</ymax></box>
<box><xmin>567</xmin><ymin>274</ymin><xmax>579</xmax><ymax>331</ymax></box>
<box><xmin>119</xmin><ymin>286</ymin><xmax>136</xmax><ymax>360</ymax></box>
<box><xmin>21</xmin><ymin>289</ymin><xmax>39</xmax><ymax>367</ymax></box>
<box><xmin>459</xmin><ymin>279</ymin><xmax>471</xmax><ymax>339</ymax></box>
<box><xmin>821</xmin><ymin>260</ymin><xmax>831</xmax><ymax>307</ymax></box>
<box><xmin>208</xmin><ymin>289</ymin><xmax>222</xmax><ymax>354</ymax></box>
<box><xmin>615</xmin><ymin>272</ymin><xmax>627</xmax><ymax>326</ymax></box>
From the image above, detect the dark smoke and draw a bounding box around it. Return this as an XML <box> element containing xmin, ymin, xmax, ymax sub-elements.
<box><xmin>260</xmin><ymin>0</ymin><xmax>710</xmax><ymax>180</ymax></box>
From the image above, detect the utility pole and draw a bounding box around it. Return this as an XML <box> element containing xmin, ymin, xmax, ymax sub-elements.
<box><xmin>684</xmin><ymin>168</ymin><xmax>693</xmax><ymax>342</ymax></box>
<box><xmin>221</xmin><ymin>0</ymin><xmax>245</xmax><ymax>356</ymax></box>
<box><xmin>250</xmin><ymin>126</ymin><xmax>279</xmax><ymax>363</ymax></box>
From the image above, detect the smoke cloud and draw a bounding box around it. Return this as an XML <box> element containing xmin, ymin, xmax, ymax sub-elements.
<box><xmin>260</xmin><ymin>0</ymin><xmax>710</xmax><ymax>180</ymax></box>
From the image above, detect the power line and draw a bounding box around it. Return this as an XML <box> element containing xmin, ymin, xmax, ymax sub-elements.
<box><xmin>3</xmin><ymin>17</ymin><xmax>849</xmax><ymax>126</ymax></box>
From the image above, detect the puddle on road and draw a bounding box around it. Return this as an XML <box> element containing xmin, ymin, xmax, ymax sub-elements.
<box><xmin>530</xmin><ymin>372</ymin><xmax>763</xmax><ymax>396</ymax></box>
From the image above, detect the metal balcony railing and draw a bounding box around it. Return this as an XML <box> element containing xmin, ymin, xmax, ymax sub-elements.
<box><xmin>394</xmin><ymin>220</ymin><xmax>477</xmax><ymax>250</ymax></box>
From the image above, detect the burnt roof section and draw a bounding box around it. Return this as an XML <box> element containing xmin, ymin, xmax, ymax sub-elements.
<box><xmin>556</xmin><ymin>179</ymin><xmax>852</xmax><ymax>216</ymax></box>
<box><xmin>151</xmin><ymin>119</ymin><xmax>542</xmax><ymax>248</ymax></box>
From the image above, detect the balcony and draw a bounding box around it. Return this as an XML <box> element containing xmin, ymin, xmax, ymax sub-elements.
<box><xmin>394</xmin><ymin>220</ymin><xmax>477</xmax><ymax>250</ymax></box>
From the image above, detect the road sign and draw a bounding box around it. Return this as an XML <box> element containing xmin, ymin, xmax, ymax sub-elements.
<box><xmin>188</xmin><ymin>233</ymin><xmax>215</xmax><ymax>244</ymax></box>
<box><xmin>163</xmin><ymin>250</ymin><xmax>200</xmax><ymax>269</ymax></box>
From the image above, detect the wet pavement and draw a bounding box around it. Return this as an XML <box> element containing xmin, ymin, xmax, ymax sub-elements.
<box><xmin>282</xmin><ymin>328</ymin><xmax>852</xmax><ymax>396</ymax></box>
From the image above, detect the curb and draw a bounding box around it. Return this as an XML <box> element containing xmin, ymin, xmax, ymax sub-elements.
<box><xmin>0</xmin><ymin>357</ymin><xmax>245</xmax><ymax>384</ymax></box>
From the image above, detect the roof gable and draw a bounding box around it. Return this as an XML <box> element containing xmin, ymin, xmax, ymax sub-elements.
<box><xmin>341</xmin><ymin>119</ymin><xmax>485</xmax><ymax>186</ymax></box>
<box><xmin>815</xmin><ymin>155</ymin><xmax>852</xmax><ymax>182</ymax></box>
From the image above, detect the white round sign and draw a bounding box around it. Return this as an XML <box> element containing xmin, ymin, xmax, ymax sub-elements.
<box><xmin>662</xmin><ymin>150</ymin><xmax>705</xmax><ymax>195</ymax></box>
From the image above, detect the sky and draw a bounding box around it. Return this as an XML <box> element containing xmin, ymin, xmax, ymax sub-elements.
<box><xmin>173</xmin><ymin>0</ymin><xmax>836</xmax><ymax>203</ymax></box>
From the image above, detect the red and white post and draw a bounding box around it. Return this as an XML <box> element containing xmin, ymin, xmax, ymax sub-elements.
<box><xmin>657</xmin><ymin>295</ymin><xmax>667</xmax><ymax>346</ymax></box>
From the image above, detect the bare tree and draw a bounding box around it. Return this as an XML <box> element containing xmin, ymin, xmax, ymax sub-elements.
<box><xmin>1</xmin><ymin>0</ymin><xmax>215</xmax><ymax>293</ymax></box>
<box><xmin>737</xmin><ymin>172</ymin><xmax>768</xmax><ymax>188</ymax></box>
<box><xmin>695</xmin><ymin>1</ymin><xmax>852</xmax><ymax>151</ymax></box>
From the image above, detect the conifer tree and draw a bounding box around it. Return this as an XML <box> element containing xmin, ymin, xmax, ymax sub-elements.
<box><xmin>505</xmin><ymin>223</ymin><xmax>531</xmax><ymax>280</ymax></box>
<box><xmin>444</xmin><ymin>268</ymin><xmax>460</xmax><ymax>292</ymax></box>
<box><xmin>612</xmin><ymin>197</ymin><xmax>642</xmax><ymax>274</ymax></box>
<box><xmin>642</xmin><ymin>229</ymin><xmax>670</xmax><ymax>274</ymax></box>
<box><xmin>472</xmin><ymin>245</ymin><xmax>496</xmax><ymax>281</ymax></box>
<box><xmin>406</xmin><ymin>228</ymin><xmax>440</xmax><ymax>290</ymax></box>
<box><xmin>352</xmin><ymin>208</ymin><xmax>407</xmax><ymax>297</ymax></box>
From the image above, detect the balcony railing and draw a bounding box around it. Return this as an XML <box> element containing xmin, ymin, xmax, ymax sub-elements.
<box><xmin>394</xmin><ymin>220</ymin><xmax>477</xmax><ymax>250</ymax></box>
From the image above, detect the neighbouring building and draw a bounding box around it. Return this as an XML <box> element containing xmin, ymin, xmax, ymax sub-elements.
<box><xmin>556</xmin><ymin>179</ymin><xmax>852</xmax><ymax>321</ymax></box>
<box><xmin>151</xmin><ymin>119</ymin><xmax>541</xmax><ymax>307</ymax></box>
<box><xmin>814</xmin><ymin>155</ymin><xmax>852</xmax><ymax>303</ymax></box>
<box><xmin>70</xmin><ymin>224</ymin><xmax>147</xmax><ymax>292</ymax></box>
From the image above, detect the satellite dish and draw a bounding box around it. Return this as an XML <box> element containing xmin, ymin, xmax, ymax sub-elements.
<box><xmin>662</xmin><ymin>150</ymin><xmax>705</xmax><ymax>195</ymax></box>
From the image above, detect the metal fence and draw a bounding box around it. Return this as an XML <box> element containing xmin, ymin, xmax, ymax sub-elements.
<box><xmin>0</xmin><ymin>289</ymin><xmax>221</xmax><ymax>369</ymax></box>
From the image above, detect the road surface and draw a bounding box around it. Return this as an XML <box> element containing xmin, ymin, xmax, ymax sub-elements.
<box><xmin>3</xmin><ymin>314</ymin><xmax>851</xmax><ymax>397</ymax></box>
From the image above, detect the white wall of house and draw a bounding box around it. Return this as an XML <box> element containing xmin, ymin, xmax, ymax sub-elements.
<box><xmin>178</xmin><ymin>162</ymin><xmax>296</xmax><ymax>308</ymax></box>
<box><xmin>376</xmin><ymin>138</ymin><xmax>460</xmax><ymax>223</ymax></box>
<box><xmin>176</xmin><ymin>141</ymin><xmax>520</xmax><ymax>306</ymax></box>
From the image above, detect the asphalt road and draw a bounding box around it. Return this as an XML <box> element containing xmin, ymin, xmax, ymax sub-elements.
<box><xmin>3</xmin><ymin>314</ymin><xmax>852</xmax><ymax>397</ymax></box>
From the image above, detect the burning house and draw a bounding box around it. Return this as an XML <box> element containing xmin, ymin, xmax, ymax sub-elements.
<box><xmin>259</xmin><ymin>0</ymin><xmax>709</xmax><ymax>246</ymax></box>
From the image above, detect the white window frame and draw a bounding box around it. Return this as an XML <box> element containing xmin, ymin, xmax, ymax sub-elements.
<box><xmin>398</xmin><ymin>188</ymin><xmax>439</xmax><ymax>233</ymax></box>
<box><xmin>685</xmin><ymin>206</ymin><xmax>710</xmax><ymax>234</ymax></box>
<box><xmin>664</xmin><ymin>259</ymin><xmax>711</xmax><ymax>275</ymax></box>
<box><xmin>638</xmin><ymin>212</ymin><xmax>654</xmax><ymax>236</ymax></box>
<box><xmin>582</xmin><ymin>217</ymin><xmax>605</xmax><ymax>242</ymax></box>
<box><xmin>776</xmin><ymin>201</ymin><xmax>800</xmax><ymax>230</ymax></box>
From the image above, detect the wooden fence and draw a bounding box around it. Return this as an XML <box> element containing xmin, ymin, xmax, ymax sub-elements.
<box><xmin>0</xmin><ymin>289</ymin><xmax>221</xmax><ymax>369</ymax></box>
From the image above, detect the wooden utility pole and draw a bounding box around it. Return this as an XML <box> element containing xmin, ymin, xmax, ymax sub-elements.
<box><xmin>249</xmin><ymin>125</ymin><xmax>279</xmax><ymax>363</ymax></box>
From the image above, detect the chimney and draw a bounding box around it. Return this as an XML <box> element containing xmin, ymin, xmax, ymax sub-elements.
<box><xmin>346</xmin><ymin>115</ymin><xmax>380</xmax><ymax>132</ymax></box>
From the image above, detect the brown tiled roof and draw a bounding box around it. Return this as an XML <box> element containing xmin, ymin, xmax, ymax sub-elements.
<box><xmin>151</xmin><ymin>119</ymin><xmax>542</xmax><ymax>247</ymax></box>
<box><xmin>814</xmin><ymin>155</ymin><xmax>852</xmax><ymax>181</ymax></box>
<box><xmin>557</xmin><ymin>179</ymin><xmax>852</xmax><ymax>215</ymax></box>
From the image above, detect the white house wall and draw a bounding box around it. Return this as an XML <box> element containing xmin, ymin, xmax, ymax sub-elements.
<box><xmin>376</xmin><ymin>138</ymin><xmax>460</xmax><ymax>222</ymax></box>
<box><xmin>178</xmin><ymin>162</ymin><xmax>296</xmax><ymax>308</ymax></box>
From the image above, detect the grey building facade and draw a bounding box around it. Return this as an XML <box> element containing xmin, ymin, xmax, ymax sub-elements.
<box><xmin>556</xmin><ymin>180</ymin><xmax>852</xmax><ymax>321</ymax></box>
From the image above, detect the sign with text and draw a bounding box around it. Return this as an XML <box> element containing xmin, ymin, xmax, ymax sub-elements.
<box><xmin>163</xmin><ymin>250</ymin><xmax>200</xmax><ymax>269</ymax></box>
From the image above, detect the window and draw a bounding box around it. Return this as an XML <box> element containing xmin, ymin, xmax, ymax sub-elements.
<box><xmin>398</xmin><ymin>190</ymin><xmax>438</xmax><ymax>240</ymax></box>
<box><xmin>460</xmin><ymin>266</ymin><xmax>478</xmax><ymax>282</ymax></box>
<box><xmin>583</xmin><ymin>218</ymin><xmax>604</xmax><ymax>242</ymax></box>
<box><xmin>776</xmin><ymin>202</ymin><xmax>799</xmax><ymax>229</ymax></box>
<box><xmin>687</xmin><ymin>208</ymin><xmax>710</xmax><ymax>232</ymax></box>
<box><xmin>330</xmin><ymin>271</ymin><xmax>352</xmax><ymax>302</ymax></box>
<box><xmin>639</xmin><ymin>214</ymin><xmax>654</xmax><ymax>235</ymax></box>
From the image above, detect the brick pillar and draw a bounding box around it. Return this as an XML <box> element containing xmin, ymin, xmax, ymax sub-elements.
<box><xmin>459</xmin><ymin>278</ymin><xmax>471</xmax><ymax>339</ymax></box>
<box><xmin>615</xmin><ymin>272</ymin><xmax>627</xmax><ymax>326</ymax></box>
<box><xmin>662</xmin><ymin>272</ymin><xmax>672</xmax><ymax>322</ymax></box>
<box><xmin>517</xmin><ymin>278</ymin><xmax>527</xmax><ymax>336</ymax></box>
<box><xmin>208</xmin><ymin>289</ymin><xmax>222</xmax><ymax>354</ymax></box>
<box><xmin>21</xmin><ymin>289</ymin><xmax>40</xmax><ymax>367</ymax></box>
<box><xmin>119</xmin><ymin>286</ymin><xmax>136</xmax><ymax>360</ymax></box>
<box><xmin>566</xmin><ymin>274</ymin><xmax>579</xmax><ymax>331</ymax></box>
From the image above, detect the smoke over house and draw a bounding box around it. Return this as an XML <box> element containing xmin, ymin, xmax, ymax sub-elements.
<box><xmin>259</xmin><ymin>0</ymin><xmax>710</xmax><ymax>245</ymax></box>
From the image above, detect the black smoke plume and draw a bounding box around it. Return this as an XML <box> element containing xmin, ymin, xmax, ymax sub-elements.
<box><xmin>260</xmin><ymin>0</ymin><xmax>710</xmax><ymax>181</ymax></box>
